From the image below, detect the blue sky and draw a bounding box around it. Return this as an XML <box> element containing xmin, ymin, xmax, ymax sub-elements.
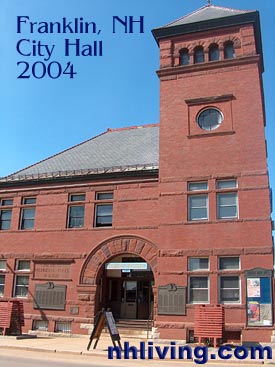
<box><xmin>1</xmin><ymin>0</ymin><xmax>274</xmax><ymax>215</ymax></box>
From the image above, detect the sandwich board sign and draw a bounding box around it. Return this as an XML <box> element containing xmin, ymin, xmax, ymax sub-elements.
<box><xmin>87</xmin><ymin>309</ymin><xmax>122</xmax><ymax>350</ymax></box>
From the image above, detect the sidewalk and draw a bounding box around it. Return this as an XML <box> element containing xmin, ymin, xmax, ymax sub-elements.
<box><xmin>0</xmin><ymin>334</ymin><xmax>275</xmax><ymax>364</ymax></box>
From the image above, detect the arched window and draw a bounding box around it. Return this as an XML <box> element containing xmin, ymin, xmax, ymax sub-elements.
<box><xmin>194</xmin><ymin>46</ymin><xmax>204</xmax><ymax>64</ymax></box>
<box><xmin>209</xmin><ymin>44</ymin><xmax>220</xmax><ymax>61</ymax></box>
<box><xmin>179</xmin><ymin>48</ymin><xmax>190</xmax><ymax>66</ymax></box>
<box><xmin>224</xmin><ymin>41</ymin><xmax>235</xmax><ymax>59</ymax></box>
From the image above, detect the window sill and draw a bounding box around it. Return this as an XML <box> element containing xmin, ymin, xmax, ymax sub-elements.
<box><xmin>185</xmin><ymin>218</ymin><xmax>240</xmax><ymax>225</ymax></box>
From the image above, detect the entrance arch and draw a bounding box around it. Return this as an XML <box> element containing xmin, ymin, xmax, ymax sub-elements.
<box><xmin>79</xmin><ymin>235</ymin><xmax>158</xmax><ymax>320</ymax></box>
<box><xmin>80</xmin><ymin>235</ymin><xmax>158</xmax><ymax>285</ymax></box>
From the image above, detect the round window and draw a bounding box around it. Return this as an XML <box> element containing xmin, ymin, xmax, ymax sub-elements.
<box><xmin>197</xmin><ymin>108</ymin><xmax>223</xmax><ymax>131</ymax></box>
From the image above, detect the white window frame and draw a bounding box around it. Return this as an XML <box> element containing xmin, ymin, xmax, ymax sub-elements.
<box><xmin>0</xmin><ymin>274</ymin><xmax>5</xmax><ymax>297</ymax></box>
<box><xmin>16</xmin><ymin>260</ymin><xmax>31</xmax><ymax>271</ymax></box>
<box><xmin>188</xmin><ymin>276</ymin><xmax>209</xmax><ymax>304</ymax></box>
<box><xmin>188</xmin><ymin>194</ymin><xmax>208</xmax><ymax>221</ymax></box>
<box><xmin>0</xmin><ymin>260</ymin><xmax>6</xmax><ymax>271</ymax></box>
<box><xmin>188</xmin><ymin>181</ymin><xmax>208</xmax><ymax>191</ymax></box>
<box><xmin>13</xmin><ymin>274</ymin><xmax>29</xmax><ymax>298</ymax></box>
<box><xmin>219</xmin><ymin>256</ymin><xmax>240</xmax><ymax>270</ymax></box>
<box><xmin>188</xmin><ymin>257</ymin><xmax>209</xmax><ymax>271</ymax></box>
<box><xmin>219</xmin><ymin>275</ymin><xmax>241</xmax><ymax>304</ymax></box>
<box><xmin>217</xmin><ymin>192</ymin><xmax>238</xmax><ymax>219</ymax></box>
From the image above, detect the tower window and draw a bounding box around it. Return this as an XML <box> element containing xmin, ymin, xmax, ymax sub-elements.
<box><xmin>224</xmin><ymin>41</ymin><xmax>235</xmax><ymax>59</ymax></box>
<box><xmin>194</xmin><ymin>46</ymin><xmax>204</xmax><ymax>64</ymax></box>
<box><xmin>209</xmin><ymin>44</ymin><xmax>220</xmax><ymax>61</ymax></box>
<box><xmin>179</xmin><ymin>48</ymin><xmax>189</xmax><ymax>66</ymax></box>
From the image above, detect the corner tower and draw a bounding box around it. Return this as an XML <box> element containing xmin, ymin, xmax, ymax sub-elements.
<box><xmin>153</xmin><ymin>5</ymin><xmax>273</xmax><ymax>343</ymax></box>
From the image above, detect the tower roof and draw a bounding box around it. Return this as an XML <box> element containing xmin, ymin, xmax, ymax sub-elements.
<box><xmin>162</xmin><ymin>5</ymin><xmax>254</xmax><ymax>28</ymax></box>
<box><xmin>152</xmin><ymin>4</ymin><xmax>260</xmax><ymax>45</ymax></box>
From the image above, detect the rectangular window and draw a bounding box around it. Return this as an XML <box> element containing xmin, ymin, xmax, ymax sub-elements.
<box><xmin>23</xmin><ymin>197</ymin><xmax>36</xmax><ymax>205</ymax></box>
<box><xmin>188</xmin><ymin>182</ymin><xmax>208</xmax><ymax>191</ymax></box>
<box><xmin>95</xmin><ymin>204</ymin><xmax>113</xmax><ymax>227</ymax></box>
<box><xmin>67</xmin><ymin>194</ymin><xmax>85</xmax><ymax>228</ymax></box>
<box><xmin>68</xmin><ymin>206</ymin><xmax>85</xmax><ymax>228</ymax></box>
<box><xmin>188</xmin><ymin>195</ymin><xmax>208</xmax><ymax>221</ymax></box>
<box><xmin>1</xmin><ymin>199</ymin><xmax>13</xmax><ymax>206</ymax></box>
<box><xmin>95</xmin><ymin>192</ymin><xmax>113</xmax><ymax>227</ymax></box>
<box><xmin>16</xmin><ymin>260</ymin><xmax>31</xmax><ymax>271</ymax></box>
<box><xmin>216</xmin><ymin>179</ymin><xmax>237</xmax><ymax>189</ymax></box>
<box><xmin>33</xmin><ymin>320</ymin><xmax>49</xmax><ymax>331</ymax></box>
<box><xmin>188</xmin><ymin>258</ymin><xmax>209</xmax><ymax>271</ymax></box>
<box><xmin>14</xmin><ymin>275</ymin><xmax>29</xmax><ymax>298</ymax></box>
<box><xmin>220</xmin><ymin>276</ymin><xmax>240</xmax><ymax>303</ymax></box>
<box><xmin>96</xmin><ymin>192</ymin><xmax>113</xmax><ymax>200</ymax></box>
<box><xmin>20</xmin><ymin>198</ymin><xmax>36</xmax><ymax>230</ymax></box>
<box><xmin>69</xmin><ymin>194</ymin><xmax>85</xmax><ymax>202</ymax></box>
<box><xmin>0</xmin><ymin>210</ymin><xmax>12</xmax><ymax>230</ymax></box>
<box><xmin>219</xmin><ymin>257</ymin><xmax>240</xmax><ymax>270</ymax></box>
<box><xmin>217</xmin><ymin>192</ymin><xmax>238</xmax><ymax>219</ymax></box>
<box><xmin>0</xmin><ymin>260</ymin><xmax>6</xmax><ymax>271</ymax></box>
<box><xmin>55</xmin><ymin>321</ymin><xmax>72</xmax><ymax>333</ymax></box>
<box><xmin>0</xmin><ymin>275</ymin><xmax>5</xmax><ymax>297</ymax></box>
<box><xmin>189</xmin><ymin>276</ymin><xmax>209</xmax><ymax>303</ymax></box>
<box><xmin>0</xmin><ymin>199</ymin><xmax>13</xmax><ymax>230</ymax></box>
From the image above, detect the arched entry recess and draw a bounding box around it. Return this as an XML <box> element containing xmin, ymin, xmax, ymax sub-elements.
<box><xmin>78</xmin><ymin>235</ymin><xmax>158</xmax><ymax>320</ymax></box>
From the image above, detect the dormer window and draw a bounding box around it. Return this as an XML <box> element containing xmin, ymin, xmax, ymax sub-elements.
<box><xmin>224</xmin><ymin>41</ymin><xmax>235</xmax><ymax>59</ymax></box>
<box><xmin>209</xmin><ymin>44</ymin><xmax>220</xmax><ymax>61</ymax></box>
<box><xmin>194</xmin><ymin>46</ymin><xmax>204</xmax><ymax>64</ymax></box>
<box><xmin>179</xmin><ymin>48</ymin><xmax>190</xmax><ymax>66</ymax></box>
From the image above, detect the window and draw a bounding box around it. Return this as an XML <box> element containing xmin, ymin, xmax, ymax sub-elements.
<box><xmin>1</xmin><ymin>199</ymin><xmax>13</xmax><ymax>206</ymax></box>
<box><xmin>0</xmin><ymin>199</ymin><xmax>13</xmax><ymax>230</ymax></box>
<box><xmin>95</xmin><ymin>192</ymin><xmax>113</xmax><ymax>227</ymax></box>
<box><xmin>224</xmin><ymin>41</ymin><xmax>235</xmax><ymax>59</ymax></box>
<box><xmin>217</xmin><ymin>193</ymin><xmax>238</xmax><ymax>219</ymax></box>
<box><xmin>0</xmin><ymin>275</ymin><xmax>5</xmax><ymax>297</ymax></box>
<box><xmin>197</xmin><ymin>108</ymin><xmax>224</xmax><ymax>131</ymax></box>
<box><xmin>0</xmin><ymin>260</ymin><xmax>6</xmax><ymax>271</ymax></box>
<box><xmin>188</xmin><ymin>182</ymin><xmax>208</xmax><ymax>191</ymax></box>
<box><xmin>189</xmin><ymin>276</ymin><xmax>209</xmax><ymax>303</ymax></box>
<box><xmin>216</xmin><ymin>179</ymin><xmax>238</xmax><ymax>219</ymax></box>
<box><xmin>188</xmin><ymin>195</ymin><xmax>208</xmax><ymax>221</ymax></box>
<box><xmin>219</xmin><ymin>257</ymin><xmax>240</xmax><ymax>270</ymax></box>
<box><xmin>67</xmin><ymin>194</ymin><xmax>85</xmax><ymax>228</ymax></box>
<box><xmin>13</xmin><ymin>260</ymin><xmax>30</xmax><ymax>298</ymax></box>
<box><xmin>179</xmin><ymin>48</ymin><xmax>189</xmax><ymax>66</ymax></box>
<box><xmin>209</xmin><ymin>44</ymin><xmax>220</xmax><ymax>61</ymax></box>
<box><xmin>194</xmin><ymin>46</ymin><xmax>204</xmax><ymax>64</ymax></box>
<box><xmin>20</xmin><ymin>197</ymin><xmax>36</xmax><ymax>230</ymax></box>
<box><xmin>55</xmin><ymin>321</ymin><xmax>72</xmax><ymax>333</ymax></box>
<box><xmin>216</xmin><ymin>179</ymin><xmax>237</xmax><ymax>189</ymax></box>
<box><xmin>16</xmin><ymin>260</ymin><xmax>30</xmax><ymax>271</ymax></box>
<box><xmin>188</xmin><ymin>258</ymin><xmax>209</xmax><ymax>271</ymax></box>
<box><xmin>33</xmin><ymin>320</ymin><xmax>49</xmax><ymax>331</ymax></box>
<box><xmin>219</xmin><ymin>276</ymin><xmax>240</xmax><ymax>303</ymax></box>
<box><xmin>14</xmin><ymin>275</ymin><xmax>29</xmax><ymax>298</ymax></box>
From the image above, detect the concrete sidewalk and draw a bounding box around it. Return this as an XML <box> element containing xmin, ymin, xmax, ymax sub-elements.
<box><xmin>0</xmin><ymin>334</ymin><xmax>275</xmax><ymax>364</ymax></box>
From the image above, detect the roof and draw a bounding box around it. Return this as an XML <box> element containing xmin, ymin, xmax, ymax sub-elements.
<box><xmin>1</xmin><ymin>124</ymin><xmax>159</xmax><ymax>183</ymax></box>
<box><xmin>161</xmin><ymin>5</ymin><xmax>254</xmax><ymax>28</ymax></box>
<box><xmin>152</xmin><ymin>4</ymin><xmax>259</xmax><ymax>45</ymax></box>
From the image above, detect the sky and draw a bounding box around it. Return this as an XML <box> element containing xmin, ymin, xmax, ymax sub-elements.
<box><xmin>1</xmin><ymin>0</ymin><xmax>274</xmax><ymax>216</ymax></box>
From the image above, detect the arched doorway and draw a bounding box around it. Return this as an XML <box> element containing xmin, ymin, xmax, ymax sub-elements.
<box><xmin>79</xmin><ymin>235</ymin><xmax>158</xmax><ymax>320</ymax></box>
<box><xmin>104</xmin><ymin>254</ymin><xmax>154</xmax><ymax>319</ymax></box>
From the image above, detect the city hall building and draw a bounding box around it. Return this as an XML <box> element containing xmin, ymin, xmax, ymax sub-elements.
<box><xmin>0</xmin><ymin>4</ymin><xmax>273</xmax><ymax>343</ymax></box>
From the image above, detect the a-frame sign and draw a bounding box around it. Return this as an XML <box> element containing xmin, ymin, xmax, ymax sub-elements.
<box><xmin>87</xmin><ymin>309</ymin><xmax>122</xmax><ymax>350</ymax></box>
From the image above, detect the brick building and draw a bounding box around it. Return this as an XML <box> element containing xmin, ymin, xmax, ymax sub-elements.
<box><xmin>0</xmin><ymin>4</ymin><xmax>273</xmax><ymax>342</ymax></box>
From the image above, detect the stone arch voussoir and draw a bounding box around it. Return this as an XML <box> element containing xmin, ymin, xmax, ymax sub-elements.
<box><xmin>80</xmin><ymin>235</ymin><xmax>158</xmax><ymax>285</ymax></box>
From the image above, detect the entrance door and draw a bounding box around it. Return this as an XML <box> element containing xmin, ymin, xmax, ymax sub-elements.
<box><xmin>121</xmin><ymin>281</ymin><xmax>137</xmax><ymax>319</ymax></box>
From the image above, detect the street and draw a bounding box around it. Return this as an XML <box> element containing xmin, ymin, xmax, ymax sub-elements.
<box><xmin>0</xmin><ymin>348</ymin><xmax>270</xmax><ymax>367</ymax></box>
